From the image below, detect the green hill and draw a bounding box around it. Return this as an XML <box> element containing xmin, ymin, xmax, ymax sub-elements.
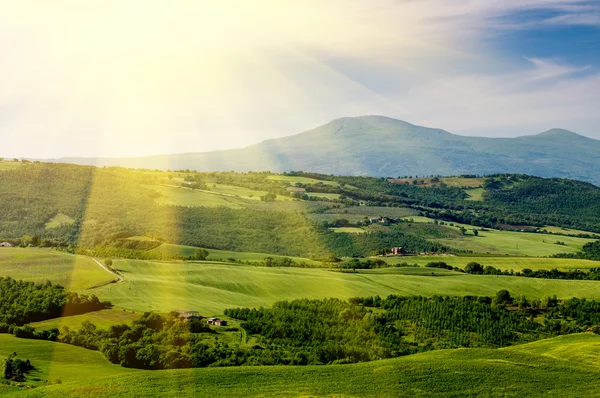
<box><xmin>93</xmin><ymin>259</ymin><xmax>600</xmax><ymax>314</ymax></box>
<box><xmin>7</xmin><ymin>334</ymin><xmax>600</xmax><ymax>398</ymax></box>
<box><xmin>50</xmin><ymin>116</ymin><xmax>600</xmax><ymax>185</ymax></box>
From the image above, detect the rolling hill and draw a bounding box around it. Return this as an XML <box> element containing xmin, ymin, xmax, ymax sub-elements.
<box><xmin>49</xmin><ymin>116</ymin><xmax>600</xmax><ymax>185</ymax></box>
<box><xmin>7</xmin><ymin>334</ymin><xmax>600</xmax><ymax>397</ymax></box>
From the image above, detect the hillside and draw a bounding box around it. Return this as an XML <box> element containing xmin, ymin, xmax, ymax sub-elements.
<box><xmin>50</xmin><ymin>116</ymin><xmax>600</xmax><ymax>185</ymax></box>
<box><xmin>8</xmin><ymin>334</ymin><xmax>600</xmax><ymax>397</ymax></box>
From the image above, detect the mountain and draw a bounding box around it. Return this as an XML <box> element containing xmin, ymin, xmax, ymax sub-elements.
<box><xmin>50</xmin><ymin>116</ymin><xmax>600</xmax><ymax>184</ymax></box>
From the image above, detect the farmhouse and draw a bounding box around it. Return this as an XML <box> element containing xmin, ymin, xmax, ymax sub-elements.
<box><xmin>207</xmin><ymin>317</ymin><xmax>228</xmax><ymax>327</ymax></box>
<box><xmin>175</xmin><ymin>310</ymin><xmax>202</xmax><ymax>321</ymax></box>
<box><xmin>390</xmin><ymin>247</ymin><xmax>405</xmax><ymax>255</ymax></box>
<box><xmin>0</xmin><ymin>242</ymin><xmax>12</xmax><ymax>247</ymax></box>
<box><xmin>368</xmin><ymin>217</ymin><xmax>379</xmax><ymax>223</ymax></box>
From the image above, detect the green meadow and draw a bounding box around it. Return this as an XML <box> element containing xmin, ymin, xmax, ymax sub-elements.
<box><xmin>6</xmin><ymin>334</ymin><xmax>600</xmax><ymax>398</ymax></box>
<box><xmin>399</xmin><ymin>216</ymin><xmax>595</xmax><ymax>256</ymax></box>
<box><xmin>93</xmin><ymin>259</ymin><xmax>600</xmax><ymax>315</ymax></box>
<box><xmin>382</xmin><ymin>255</ymin><xmax>599</xmax><ymax>271</ymax></box>
<box><xmin>151</xmin><ymin>243</ymin><xmax>322</xmax><ymax>265</ymax></box>
<box><xmin>30</xmin><ymin>309</ymin><xmax>140</xmax><ymax>331</ymax></box>
<box><xmin>0</xmin><ymin>334</ymin><xmax>137</xmax><ymax>388</ymax></box>
<box><xmin>433</xmin><ymin>228</ymin><xmax>594</xmax><ymax>256</ymax></box>
<box><xmin>0</xmin><ymin>248</ymin><xmax>114</xmax><ymax>291</ymax></box>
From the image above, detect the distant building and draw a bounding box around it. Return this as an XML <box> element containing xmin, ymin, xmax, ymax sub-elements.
<box><xmin>390</xmin><ymin>247</ymin><xmax>405</xmax><ymax>255</ymax></box>
<box><xmin>207</xmin><ymin>317</ymin><xmax>228</xmax><ymax>327</ymax></box>
<box><xmin>369</xmin><ymin>217</ymin><xmax>379</xmax><ymax>223</ymax></box>
<box><xmin>176</xmin><ymin>310</ymin><xmax>202</xmax><ymax>321</ymax></box>
<box><xmin>0</xmin><ymin>242</ymin><xmax>13</xmax><ymax>247</ymax></box>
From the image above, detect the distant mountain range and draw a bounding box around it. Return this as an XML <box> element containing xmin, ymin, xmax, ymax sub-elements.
<box><xmin>48</xmin><ymin>116</ymin><xmax>600</xmax><ymax>185</ymax></box>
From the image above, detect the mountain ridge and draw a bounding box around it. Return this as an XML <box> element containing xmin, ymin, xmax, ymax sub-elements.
<box><xmin>44</xmin><ymin>116</ymin><xmax>600</xmax><ymax>184</ymax></box>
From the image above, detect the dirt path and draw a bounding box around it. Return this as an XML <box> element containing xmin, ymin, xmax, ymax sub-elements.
<box><xmin>91</xmin><ymin>257</ymin><xmax>124</xmax><ymax>283</ymax></box>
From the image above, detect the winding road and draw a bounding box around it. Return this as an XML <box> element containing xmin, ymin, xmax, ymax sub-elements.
<box><xmin>91</xmin><ymin>257</ymin><xmax>124</xmax><ymax>283</ymax></box>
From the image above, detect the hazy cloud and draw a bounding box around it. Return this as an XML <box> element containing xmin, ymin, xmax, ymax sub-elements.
<box><xmin>0</xmin><ymin>1</ymin><xmax>598</xmax><ymax>158</ymax></box>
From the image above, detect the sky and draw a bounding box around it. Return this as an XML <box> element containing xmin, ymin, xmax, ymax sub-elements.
<box><xmin>1</xmin><ymin>0</ymin><xmax>599</xmax><ymax>158</ymax></box>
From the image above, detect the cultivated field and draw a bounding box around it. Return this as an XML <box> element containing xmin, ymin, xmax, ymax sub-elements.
<box><xmin>381</xmin><ymin>255</ymin><xmax>600</xmax><ymax>271</ymax></box>
<box><xmin>151</xmin><ymin>243</ymin><xmax>322</xmax><ymax>265</ymax></box>
<box><xmin>30</xmin><ymin>309</ymin><xmax>140</xmax><ymax>331</ymax></box>
<box><xmin>0</xmin><ymin>248</ymin><xmax>115</xmax><ymax>290</ymax></box>
<box><xmin>93</xmin><ymin>260</ymin><xmax>600</xmax><ymax>315</ymax></box>
<box><xmin>0</xmin><ymin>335</ymin><xmax>137</xmax><ymax>388</ymax></box>
<box><xmin>400</xmin><ymin>216</ymin><xmax>595</xmax><ymax>256</ymax></box>
<box><xmin>8</xmin><ymin>334</ymin><xmax>600</xmax><ymax>398</ymax></box>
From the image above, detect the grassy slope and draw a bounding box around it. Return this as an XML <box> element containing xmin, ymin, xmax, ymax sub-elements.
<box><xmin>0</xmin><ymin>335</ymin><xmax>136</xmax><ymax>388</ymax></box>
<box><xmin>93</xmin><ymin>260</ymin><xmax>600</xmax><ymax>314</ymax></box>
<box><xmin>152</xmin><ymin>243</ymin><xmax>322</xmax><ymax>265</ymax></box>
<box><xmin>400</xmin><ymin>216</ymin><xmax>595</xmax><ymax>256</ymax></box>
<box><xmin>10</xmin><ymin>334</ymin><xmax>600</xmax><ymax>398</ymax></box>
<box><xmin>382</xmin><ymin>255</ymin><xmax>600</xmax><ymax>271</ymax></box>
<box><xmin>0</xmin><ymin>248</ymin><xmax>114</xmax><ymax>291</ymax></box>
<box><xmin>30</xmin><ymin>309</ymin><xmax>140</xmax><ymax>331</ymax></box>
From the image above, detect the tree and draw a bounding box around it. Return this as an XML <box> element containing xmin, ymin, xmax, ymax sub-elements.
<box><xmin>105</xmin><ymin>258</ymin><xmax>113</xmax><ymax>268</ymax></box>
<box><xmin>459</xmin><ymin>226</ymin><xmax>467</xmax><ymax>235</ymax></box>
<box><xmin>195</xmin><ymin>249</ymin><xmax>209</xmax><ymax>261</ymax></box>
<box><xmin>473</xmin><ymin>229</ymin><xmax>479</xmax><ymax>236</ymax></box>
<box><xmin>495</xmin><ymin>290</ymin><xmax>513</xmax><ymax>306</ymax></box>
<box><xmin>464</xmin><ymin>262</ymin><xmax>484</xmax><ymax>274</ymax></box>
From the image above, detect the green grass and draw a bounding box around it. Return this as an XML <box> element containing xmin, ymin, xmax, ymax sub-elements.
<box><xmin>10</xmin><ymin>334</ymin><xmax>600</xmax><ymax>397</ymax></box>
<box><xmin>542</xmin><ymin>225</ymin><xmax>598</xmax><ymax>236</ymax></box>
<box><xmin>151</xmin><ymin>243</ymin><xmax>322</xmax><ymax>265</ymax></box>
<box><xmin>266</xmin><ymin>175</ymin><xmax>340</xmax><ymax>186</ymax></box>
<box><xmin>0</xmin><ymin>334</ymin><xmax>136</xmax><ymax>388</ymax></box>
<box><xmin>305</xmin><ymin>192</ymin><xmax>341</xmax><ymax>199</ymax></box>
<box><xmin>30</xmin><ymin>309</ymin><xmax>140</xmax><ymax>331</ymax></box>
<box><xmin>92</xmin><ymin>259</ymin><xmax>600</xmax><ymax>315</ymax></box>
<box><xmin>399</xmin><ymin>216</ymin><xmax>595</xmax><ymax>256</ymax></box>
<box><xmin>44</xmin><ymin>214</ymin><xmax>75</xmax><ymax>230</ymax></box>
<box><xmin>465</xmin><ymin>187</ymin><xmax>485</xmax><ymax>201</ymax></box>
<box><xmin>0</xmin><ymin>248</ymin><xmax>115</xmax><ymax>291</ymax></box>
<box><xmin>329</xmin><ymin>227</ymin><xmax>366</xmax><ymax>234</ymax></box>
<box><xmin>433</xmin><ymin>229</ymin><xmax>594</xmax><ymax>256</ymax></box>
<box><xmin>504</xmin><ymin>333</ymin><xmax>600</xmax><ymax>367</ymax></box>
<box><xmin>147</xmin><ymin>185</ymin><xmax>247</xmax><ymax>208</ymax></box>
<box><xmin>0</xmin><ymin>161</ymin><xmax>25</xmax><ymax>171</ymax></box>
<box><xmin>381</xmin><ymin>255</ymin><xmax>600</xmax><ymax>271</ymax></box>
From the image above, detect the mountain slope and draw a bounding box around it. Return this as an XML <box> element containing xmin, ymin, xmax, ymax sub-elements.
<box><xmin>51</xmin><ymin>116</ymin><xmax>600</xmax><ymax>184</ymax></box>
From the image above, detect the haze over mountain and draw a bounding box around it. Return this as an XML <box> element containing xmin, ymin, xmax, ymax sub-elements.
<box><xmin>49</xmin><ymin>116</ymin><xmax>600</xmax><ymax>185</ymax></box>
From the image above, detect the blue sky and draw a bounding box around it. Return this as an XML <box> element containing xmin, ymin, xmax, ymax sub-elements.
<box><xmin>0</xmin><ymin>1</ymin><xmax>599</xmax><ymax>158</ymax></box>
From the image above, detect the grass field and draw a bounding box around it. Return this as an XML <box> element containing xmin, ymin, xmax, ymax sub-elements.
<box><xmin>0</xmin><ymin>160</ymin><xmax>25</xmax><ymax>171</ymax></box>
<box><xmin>433</xmin><ymin>229</ymin><xmax>594</xmax><ymax>256</ymax></box>
<box><xmin>151</xmin><ymin>243</ymin><xmax>322</xmax><ymax>265</ymax></box>
<box><xmin>465</xmin><ymin>187</ymin><xmax>485</xmax><ymax>200</ymax></box>
<box><xmin>381</xmin><ymin>255</ymin><xmax>600</xmax><ymax>271</ymax></box>
<box><xmin>44</xmin><ymin>214</ymin><xmax>75</xmax><ymax>230</ymax></box>
<box><xmin>399</xmin><ymin>216</ymin><xmax>595</xmax><ymax>256</ymax></box>
<box><xmin>329</xmin><ymin>227</ymin><xmax>366</xmax><ymax>234</ymax></box>
<box><xmin>266</xmin><ymin>175</ymin><xmax>340</xmax><ymax>186</ymax></box>
<box><xmin>92</xmin><ymin>259</ymin><xmax>600</xmax><ymax>315</ymax></box>
<box><xmin>0</xmin><ymin>334</ymin><xmax>136</xmax><ymax>388</ymax></box>
<box><xmin>388</xmin><ymin>176</ymin><xmax>484</xmax><ymax>188</ymax></box>
<box><xmin>9</xmin><ymin>334</ymin><xmax>600</xmax><ymax>398</ymax></box>
<box><xmin>0</xmin><ymin>248</ymin><xmax>115</xmax><ymax>291</ymax></box>
<box><xmin>148</xmin><ymin>185</ymin><xmax>247</xmax><ymax>208</ymax></box>
<box><xmin>30</xmin><ymin>309</ymin><xmax>140</xmax><ymax>331</ymax></box>
<box><xmin>542</xmin><ymin>225</ymin><xmax>598</xmax><ymax>236</ymax></box>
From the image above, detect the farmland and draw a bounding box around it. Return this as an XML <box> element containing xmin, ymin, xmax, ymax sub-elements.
<box><xmin>30</xmin><ymin>309</ymin><xmax>140</xmax><ymax>331</ymax></box>
<box><xmin>7</xmin><ymin>334</ymin><xmax>600</xmax><ymax>398</ymax></box>
<box><xmin>0</xmin><ymin>248</ymin><xmax>115</xmax><ymax>290</ymax></box>
<box><xmin>151</xmin><ymin>243</ymin><xmax>322</xmax><ymax>265</ymax></box>
<box><xmin>92</xmin><ymin>259</ymin><xmax>600</xmax><ymax>314</ymax></box>
<box><xmin>0</xmin><ymin>334</ymin><xmax>137</xmax><ymax>388</ymax></box>
<box><xmin>382</xmin><ymin>255</ymin><xmax>600</xmax><ymax>271</ymax></box>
